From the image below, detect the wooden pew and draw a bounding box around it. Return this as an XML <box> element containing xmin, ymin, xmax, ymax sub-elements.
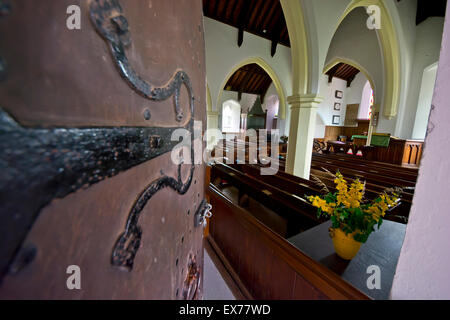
<box><xmin>210</xmin><ymin>162</ymin><xmax>325</xmax><ymax>238</ymax></box>
<box><xmin>215</xmin><ymin>139</ymin><xmax>419</xmax><ymax>178</ymax></box>
<box><xmin>313</xmin><ymin>152</ymin><xmax>419</xmax><ymax>175</ymax></box>
<box><xmin>213</xmin><ymin>140</ymin><xmax>416</xmax><ymax>190</ymax></box>
<box><xmin>309</xmin><ymin>168</ymin><xmax>414</xmax><ymax>198</ymax></box>
<box><xmin>212</xmin><ymin>141</ymin><xmax>416</xmax><ymax>215</ymax></box>
<box><xmin>219</xmin><ymin>139</ymin><xmax>419</xmax><ymax>180</ymax></box>
<box><xmin>234</xmin><ymin>163</ymin><xmax>411</xmax><ymax>223</ymax></box>
<box><xmin>268</xmin><ymin>157</ymin><xmax>415</xmax><ymax>192</ymax></box>
<box><xmin>207</xmin><ymin>183</ymin><xmax>370</xmax><ymax>300</ymax></box>
<box><xmin>312</xmin><ymin>153</ymin><xmax>418</xmax><ymax>182</ymax></box>
<box><xmin>309</xmin><ymin>160</ymin><xmax>415</xmax><ymax>188</ymax></box>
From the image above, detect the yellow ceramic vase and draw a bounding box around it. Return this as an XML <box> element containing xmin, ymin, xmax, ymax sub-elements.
<box><xmin>329</xmin><ymin>228</ymin><xmax>362</xmax><ymax>260</ymax></box>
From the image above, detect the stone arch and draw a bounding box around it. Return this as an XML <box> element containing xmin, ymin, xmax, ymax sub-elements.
<box><xmin>280</xmin><ymin>0</ymin><xmax>309</xmax><ymax>96</ymax></box>
<box><xmin>216</xmin><ymin>57</ymin><xmax>287</xmax><ymax>120</ymax></box>
<box><xmin>206</xmin><ymin>82</ymin><xmax>213</xmax><ymax>112</ymax></box>
<box><xmin>323</xmin><ymin>57</ymin><xmax>377</xmax><ymax>103</ymax></box>
<box><xmin>333</xmin><ymin>0</ymin><xmax>401</xmax><ymax>119</ymax></box>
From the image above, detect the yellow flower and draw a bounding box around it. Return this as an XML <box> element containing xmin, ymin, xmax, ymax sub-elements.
<box><xmin>384</xmin><ymin>194</ymin><xmax>398</xmax><ymax>207</ymax></box>
<box><xmin>308</xmin><ymin>195</ymin><xmax>336</xmax><ymax>215</ymax></box>
<box><xmin>366</xmin><ymin>204</ymin><xmax>382</xmax><ymax>220</ymax></box>
<box><xmin>309</xmin><ymin>172</ymin><xmax>400</xmax><ymax>224</ymax></box>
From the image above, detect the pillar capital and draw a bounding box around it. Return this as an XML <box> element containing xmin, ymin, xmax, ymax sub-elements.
<box><xmin>207</xmin><ymin>110</ymin><xmax>219</xmax><ymax>116</ymax></box>
<box><xmin>287</xmin><ymin>94</ymin><xmax>323</xmax><ymax>109</ymax></box>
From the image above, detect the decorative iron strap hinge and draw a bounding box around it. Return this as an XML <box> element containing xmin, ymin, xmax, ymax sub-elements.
<box><xmin>89</xmin><ymin>0</ymin><xmax>193</xmax><ymax>123</ymax></box>
<box><xmin>0</xmin><ymin>109</ymin><xmax>196</xmax><ymax>280</ymax></box>
<box><xmin>0</xmin><ymin>0</ymin><xmax>199</xmax><ymax>281</ymax></box>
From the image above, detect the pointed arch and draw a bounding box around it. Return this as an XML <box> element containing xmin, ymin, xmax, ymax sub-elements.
<box><xmin>323</xmin><ymin>57</ymin><xmax>377</xmax><ymax>101</ymax></box>
<box><xmin>216</xmin><ymin>57</ymin><xmax>287</xmax><ymax>119</ymax></box>
<box><xmin>206</xmin><ymin>82</ymin><xmax>213</xmax><ymax>112</ymax></box>
<box><xmin>334</xmin><ymin>0</ymin><xmax>401</xmax><ymax>119</ymax></box>
<box><xmin>280</xmin><ymin>0</ymin><xmax>309</xmax><ymax>96</ymax></box>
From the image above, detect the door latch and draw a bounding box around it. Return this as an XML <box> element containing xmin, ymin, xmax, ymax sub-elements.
<box><xmin>194</xmin><ymin>199</ymin><xmax>212</xmax><ymax>228</ymax></box>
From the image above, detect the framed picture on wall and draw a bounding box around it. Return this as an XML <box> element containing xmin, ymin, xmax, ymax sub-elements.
<box><xmin>335</xmin><ymin>90</ymin><xmax>343</xmax><ymax>99</ymax></box>
<box><xmin>334</xmin><ymin>102</ymin><xmax>341</xmax><ymax>111</ymax></box>
<box><xmin>332</xmin><ymin>115</ymin><xmax>340</xmax><ymax>125</ymax></box>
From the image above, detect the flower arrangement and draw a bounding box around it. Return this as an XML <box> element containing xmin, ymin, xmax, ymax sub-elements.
<box><xmin>308</xmin><ymin>172</ymin><xmax>401</xmax><ymax>243</ymax></box>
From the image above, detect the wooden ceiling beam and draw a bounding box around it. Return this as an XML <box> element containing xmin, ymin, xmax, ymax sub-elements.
<box><xmin>325</xmin><ymin>62</ymin><xmax>360</xmax><ymax>85</ymax></box>
<box><xmin>328</xmin><ymin>74</ymin><xmax>333</xmax><ymax>83</ymax></box>
<box><xmin>252</xmin><ymin>75</ymin><xmax>266</xmax><ymax>92</ymax></box>
<box><xmin>270</xmin><ymin>8</ymin><xmax>283</xmax><ymax>57</ymax></box>
<box><xmin>237</xmin><ymin>68</ymin><xmax>254</xmax><ymax>100</ymax></box>
<box><xmin>347</xmin><ymin>76</ymin><xmax>356</xmax><ymax>88</ymax></box>
<box><xmin>204</xmin><ymin>0</ymin><xmax>290</xmax><ymax>48</ymax></box>
<box><xmin>214</xmin><ymin>1</ymin><xmax>227</xmax><ymax>17</ymax></box>
<box><xmin>209</xmin><ymin>0</ymin><xmax>217</xmax><ymax>18</ymax></box>
<box><xmin>327</xmin><ymin>66</ymin><xmax>338</xmax><ymax>83</ymax></box>
<box><xmin>246</xmin><ymin>74</ymin><xmax>258</xmax><ymax>92</ymax></box>
<box><xmin>226</xmin><ymin>0</ymin><xmax>239</xmax><ymax>21</ymax></box>
<box><xmin>261</xmin><ymin>1</ymin><xmax>278</xmax><ymax>32</ymax></box>
<box><xmin>254</xmin><ymin>0</ymin><xmax>272</xmax><ymax>30</ymax></box>
<box><xmin>248</xmin><ymin>0</ymin><xmax>264</xmax><ymax>30</ymax></box>
<box><xmin>237</xmin><ymin>0</ymin><xmax>253</xmax><ymax>47</ymax></box>
<box><xmin>224</xmin><ymin>63</ymin><xmax>273</xmax><ymax>99</ymax></box>
<box><xmin>203</xmin><ymin>0</ymin><xmax>210</xmax><ymax>15</ymax></box>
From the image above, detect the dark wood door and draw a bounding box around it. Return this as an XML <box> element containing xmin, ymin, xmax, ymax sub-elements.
<box><xmin>0</xmin><ymin>0</ymin><xmax>206</xmax><ymax>299</ymax></box>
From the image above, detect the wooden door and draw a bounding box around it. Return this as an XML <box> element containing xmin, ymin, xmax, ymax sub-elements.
<box><xmin>0</xmin><ymin>0</ymin><xmax>206</xmax><ymax>299</ymax></box>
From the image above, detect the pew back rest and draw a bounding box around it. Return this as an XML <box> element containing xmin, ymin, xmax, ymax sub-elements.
<box><xmin>208</xmin><ymin>184</ymin><xmax>370</xmax><ymax>300</ymax></box>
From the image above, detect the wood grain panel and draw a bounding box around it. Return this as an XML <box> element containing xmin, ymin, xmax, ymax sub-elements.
<box><xmin>208</xmin><ymin>184</ymin><xmax>369</xmax><ymax>300</ymax></box>
<box><xmin>402</xmin><ymin>140</ymin><xmax>424</xmax><ymax>167</ymax></box>
<box><xmin>0</xmin><ymin>0</ymin><xmax>206</xmax><ymax>299</ymax></box>
<box><xmin>344</xmin><ymin>104</ymin><xmax>360</xmax><ymax>126</ymax></box>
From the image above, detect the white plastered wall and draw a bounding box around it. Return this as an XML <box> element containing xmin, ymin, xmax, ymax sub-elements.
<box><xmin>390</xmin><ymin>4</ymin><xmax>450</xmax><ymax>298</ymax></box>
<box><xmin>398</xmin><ymin>17</ymin><xmax>444</xmax><ymax>139</ymax></box>
<box><xmin>325</xmin><ymin>8</ymin><xmax>383</xmax><ymax>107</ymax></box>
<box><xmin>203</xmin><ymin>17</ymin><xmax>292</xmax><ymax>136</ymax></box>
<box><xmin>411</xmin><ymin>63</ymin><xmax>438</xmax><ymax>140</ymax></box>
<box><xmin>315</xmin><ymin>76</ymin><xmax>348</xmax><ymax>138</ymax></box>
<box><xmin>300</xmin><ymin>0</ymin><xmax>432</xmax><ymax>138</ymax></box>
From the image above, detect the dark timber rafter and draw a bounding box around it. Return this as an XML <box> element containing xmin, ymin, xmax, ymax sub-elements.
<box><xmin>203</xmin><ymin>0</ymin><xmax>290</xmax><ymax>56</ymax></box>
<box><xmin>224</xmin><ymin>64</ymin><xmax>273</xmax><ymax>104</ymax></box>
<box><xmin>270</xmin><ymin>12</ymin><xmax>283</xmax><ymax>57</ymax></box>
<box><xmin>237</xmin><ymin>0</ymin><xmax>252</xmax><ymax>47</ymax></box>
<box><xmin>325</xmin><ymin>63</ymin><xmax>361</xmax><ymax>87</ymax></box>
<box><xmin>237</xmin><ymin>67</ymin><xmax>254</xmax><ymax>100</ymax></box>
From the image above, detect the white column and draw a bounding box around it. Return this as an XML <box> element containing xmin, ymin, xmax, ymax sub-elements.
<box><xmin>285</xmin><ymin>94</ymin><xmax>323</xmax><ymax>179</ymax></box>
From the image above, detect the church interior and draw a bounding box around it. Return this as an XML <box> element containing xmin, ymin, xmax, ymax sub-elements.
<box><xmin>204</xmin><ymin>0</ymin><xmax>449</xmax><ymax>300</ymax></box>
<box><xmin>1</xmin><ymin>0</ymin><xmax>450</xmax><ymax>301</ymax></box>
